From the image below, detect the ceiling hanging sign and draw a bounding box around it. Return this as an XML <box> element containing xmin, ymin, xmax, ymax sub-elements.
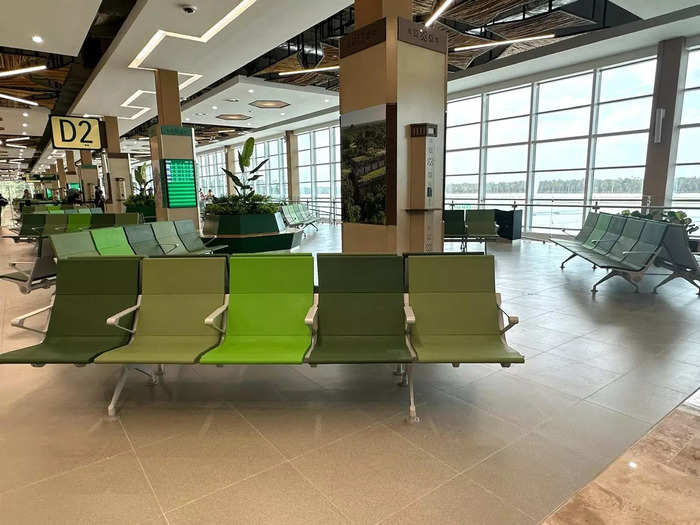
<box><xmin>50</xmin><ymin>115</ymin><xmax>102</xmax><ymax>150</ymax></box>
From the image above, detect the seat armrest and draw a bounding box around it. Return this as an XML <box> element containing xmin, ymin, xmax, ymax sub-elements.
<box><xmin>498</xmin><ymin>304</ymin><xmax>519</xmax><ymax>335</ymax></box>
<box><xmin>304</xmin><ymin>304</ymin><xmax>318</xmax><ymax>330</ymax></box>
<box><xmin>403</xmin><ymin>305</ymin><xmax>416</xmax><ymax>326</ymax></box>
<box><xmin>11</xmin><ymin>298</ymin><xmax>55</xmax><ymax>334</ymax></box>
<box><xmin>205</xmin><ymin>295</ymin><xmax>229</xmax><ymax>334</ymax></box>
<box><xmin>106</xmin><ymin>297</ymin><xmax>141</xmax><ymax>334</ymax></box>
<box><xmin>160</xmin><ymin>243</ymin><xmax>179</xmax><ymax>254</ymax></box>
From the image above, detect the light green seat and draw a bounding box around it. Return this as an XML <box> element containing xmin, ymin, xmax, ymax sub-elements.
<box><xmin>152</xmin><ymin>221</ymin><xmax>188</xmax><ymax>255</ymax></box>
<box><xmin>200</xmin><ymin>255</ymin><xmax>314</xmax><ymax>364</ymax></box>
<box><xmin>307</xmin><ymin>255</ymin><xmax>412</xmax><ymax>364</ymax></box>
<box><xmin>407</xmin><ymin>255</ymin><xmax>523</xmax><ymax>365</ymax></box>
<box><xmin>77</xmin><ymin>208</ymin><xmax>92</xmax><ymax>214</ymax></box>
<box><xmin>96</xmin><ymin>257</ymin><xmax>227</xmax><ymax>364</ymax></box>
<box><xmin>48</xmin><ymin>209</ymin><xmax>64</xmax><ymax>214</ymax></box>
<box><xmin>50</xmin><ymin>231</ymin><xmax>99</xmax><ymax>259</ymax></box>
<box><xmin>582</xmin><ymin>213</ymin><xmax>613</xmax><ymax>250</ymax></box>
<box><xmin>91</xmin><ymin>227</ymin><xmax>136</xmax><ymax>256</ymax></box>
<box><xmin>66</xmin><ymin>213</ymin><xmax>92</xmax><ymax>232</ymax></box>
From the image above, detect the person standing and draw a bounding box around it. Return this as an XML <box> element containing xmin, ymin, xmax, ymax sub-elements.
<box><xmin>0</xmin><ymin>192</ymin><xmax>8</xmax><ymax>229</ymax></box>
<box><xmin>94</xmin><ymin>186</ymin><xmax>106</xmax><ymax>212</ymax></box>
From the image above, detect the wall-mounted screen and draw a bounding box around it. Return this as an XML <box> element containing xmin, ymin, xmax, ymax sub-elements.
<box><xmin>68</xmin><ymin>182</ymin><xmax>81</xmax><ymax>191</ymax></box>
<box><xmin>162</xmin><ymin>159</ymin><xmax>197</xmax><ymax>208</ymax></box>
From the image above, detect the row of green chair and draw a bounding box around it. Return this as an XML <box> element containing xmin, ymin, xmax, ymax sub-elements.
<box><xmin>5</xmin><ymin>213</ymin><xmax>139</xmax><ymax>240</ymax></box>
<box><xmin>280</xmin><ymin>203</ymin><xmax>319</xmax><ymax>231</ymax></box>
<box><xmin>553</xmin><ymin>212</ymin><xmax>670</xmax><ymax>292</ymax></box>
<box><xmin>49</xmin><ymin>220</ymin><xmax>226</xmax><ymax>259</ymax></box>
<box><xmin>21</xmin><ymin>205</ymin><xmax>101</xmax><ymax>214</ymax></box>
<box><xmin>443</xmin><ymin>209</ymin><xmax>500</xmax><ymax>253</ymax></box>
<box><xmin>32</xmin><ymin>208</ymin><xmax>103</xmax><ymax>215</ymax></box>
<box><xmin>2</xmin><ymin>254</ymin><xmax>523</xmax><ymax>418</ymax></box>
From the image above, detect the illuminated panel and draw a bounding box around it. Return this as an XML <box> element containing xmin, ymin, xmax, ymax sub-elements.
<box><xmin>162</xmin><ymin>159</ymin><xmax>197</xmax><ymax>208</ymax></box>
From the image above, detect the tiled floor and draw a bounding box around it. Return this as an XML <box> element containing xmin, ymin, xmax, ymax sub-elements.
<box><xmin>0</xmin><ymin>220</ymin><xmax>698</xmax><ymax>524</ymax></box>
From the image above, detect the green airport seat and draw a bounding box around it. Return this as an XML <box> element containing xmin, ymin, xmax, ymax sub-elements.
<box><xmin>42</xmin><ymin>214</ymin><xmax>68</xmax><ymax>235</ymax></box>
<box><xmin>200</xmin><ymin>255</ymin><xmax>315</xmax><ymax>364</ymax></box>
<box><xmin>555</xmin><ymin>212</ymin><xmax>600</xmax><ymax>250</ymax></box>
<box><xmin>406</xmin><ymin>255</ymin><xmax>523</xmax><ymax>365</ymax></box>
<box><xmin>586</xmin><ymin>215</ymin><xmax>626</xmax><ymax>256</ymax></box>
<box><xmin>66</xmin><ymin>213</ymin><xmax>92</xmax><ymax>232</ymax></box>
<box><xmin>1</xmin><ymin>238</ymin><xmax>57</xmax><ymax>294</ymax></box>
<box><xmin>307</xmin><ymin>254</ymin><xmax>412</xmax><ymax>364</ymax></box>
<box><xmin>654</xmin><ymin>224</ymin><xmax>700</xmax><ymax>294</ymax></box>
<box><xmin>64</xmin><ymin>209</ymin><xmax>78</xmax><ymax>214</ymax></box>
<box><xmin>124</xmin><ymin>224</ymin><xmax>165</xmax><ymax>256</ymax></box>
<box><xmin>582</xmin><ymin>213</ymin><xmax>613</xmax><ymax>250</ymax></box>
<box><xmin>594</xmin><ymin>218</ymin><xmax>645</xmax><ymax>265</ymax></box>
<box><xmin>152</xmin><ymin>221</ymin><xmax>192</xmax><ymax>255</ymax></box>
<box><xmin>48</xmin><ymin>209</ymin><xmax>64</xmax><ymax>214</ymax></box>
<box><xmin>90</xmin><ymin>208</ymin><xmax>104</xmax><ymax>214</ymax></box>
<box><xmin>96</xmin><ymin>257</ymin><xmax>227</xmax><ymax>364</ymax></box>
<box><xmin>0</xmin><ymin>258</ymin><xmax>139</xmax><ymax>365</ymax></box>
<box><xmin>115</xmin><ymin>213</ymin><xmax>140</xmax><ymax>226</ymax></box>
<box><xmin>77</xmin><ymin>208</ymin><xmax>92</xmax><ymax>214</ymax></box>
<box><xmin>13</xmin><ymin>213</ymin><xmax>45</xmax><ymax>238</ymax></box>
<box><xmin>50</xmin><ymin>231</ymin><xmax>100</xmax><ymax>259</ymax></box>
<box><xmin>618</xmin><ymin>220</ymin><xmax>668</xmax><ymax>271</ymax></box>
<box><xmin>466</xmin><ymin>209</ymin><xmax>499</xmax><ymax>239</ymax></box>
<box><xmin>47</xmin><ymin>205</ymin><xmax>62</xmax><ymax>212</ymax></box>
<box><xmin>444</xmin><ymin>209</ymin><xmax>466</xmax><ymax>237</ymax></box>
<box><xmin>91</xmin><ymin>227</ymin><xmax>136</xmax><ymax>256</ymax></box>
<box><xmin>90</xmin><ymin>213</ymin><xmax>115</xmax><ymax>229</ymax></box>
<box><xmin>174</xmin><ymin>219</ymin><xmax>227</xmax><ymax>253</ymax></box>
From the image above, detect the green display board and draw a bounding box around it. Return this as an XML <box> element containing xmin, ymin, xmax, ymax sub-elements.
<box><xmin>68</xmin><ymin>182</ymin><xmax>81</xmax><ymax>191</ymax></box>
<box><xmin>162</xmin><ymin>159</ymin><xmax>196</xmax><ymax>208</ymax></box>
<box><xmin>45</xmin><ymin>188</ymin><xmax>53</xmax><ymax>199</ymax></box>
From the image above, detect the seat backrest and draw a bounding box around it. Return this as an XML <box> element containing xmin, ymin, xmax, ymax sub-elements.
<box><xmin>90</xmin><ymin>213</ymin><xmax>115</xmax><ymax>229</ymax></box>
<box><xmin>50</xmin><ymin>231</ymin><xmax>99</xmax><ymax>259</ymax></box>
<box><xmin>466</xmin><ymin>209</ymin><xmax>497</xmax><ymax>236</ymax></box>
<box><xmin>124</xmin><ymin>224</ymin><xmax>165</xmax><ymax>256</ymax></box>
<box><xmin>576</xmin><ymin>212</ymin><xmax>599</xmax><ymax>242</ymax></box>
<box><xmin>20</xmin><ymin>213</ymin><xmax>46</xmax><ymax>236</ymax></box>
<box><xmin>657</xmin><ymin>224</ymin><xmax>699</xmax><ymax>272</ymax></box>
<box><xmin>281</xmin><ymin>205</ymin><xmax>294</xmax><ymax>224</ymax></box>
<box><xmin>226</xmin><ymin>255</ymin><xmax>314</xmax><ymax>337</ymax></box>
<box><xmin>174</xmin><ymin>220</ymin><xmax>206</xmax><ymax>252</ymax></box>
<box><xmin>90</xmin><ymin>208</ymin><xmax>104</xmax><ymax>214</ymax></box>
<box><xmin>45</xmin><ymin>257</ymin><xmax>139</xmax><ymax>342</ymax></box>
<box><xmin>42</xmin><ymin>213</ymin><xmax>68</xmax><ymax>235</ymax></box>
<box><xmin>115</xmin><ymin>213</ymin><xmax>140</xmax><ymax>226</ymax></box>
<box><xmin>64</xmin><ymin>209</ymin><xmax>78</xmax><ymax>214</ymax></box>
<box><xmin>621</xmin><ymin>220</ymin><xmax>668</xmax><ymax>270</ymax></box>
<box><xmin>582</xmin><ymin>213</ymin><xmax>613</xmax><ymax>249</ymax></box>
<box><xmin>91</xmin><ymin>227</ymin><xmax>136</xmax><ymax>256</ymax></box>
<box><xmin>317</xmin><ymin>255</ymin><xmax>404</xmax><ymax>338</ymax></box>
<box><xmin>274</xmin><ymin>212</ymin><xmax>285</xmax><ymax>232</ymax></box>
<box><xmin>77</xmin><ymin>208</ymin><xmax>92</xmax><ymax>214</ymax></box>
<box><xmin>136</xmin><ymin>257</ymin><xmax>226</xmax><ymax>340</ymax></box>
<box><xmin>152</xmin><ymin>221</ymin><xmax>189</xmax><ymax>254</ymax></box>
<box><xmin>608</xmin><ymin>218</ymin><xmax>645</xmax><ymax>262</ymax></box>
<box><xmin>408</xmin><ymin>255</ymin><xmax>500</xmax><ymax>337</ymax></box>
<box><xmin>66</xmin><ymin>213</ymin><xmax>92</xmax><ymax>232</ymax></box>
<box><xmin>592</xmin><ymin>215</ymin><xmax>626</xmax><ymax>255</ymax></box>
<box><xmin>443</xmin><ymin>210</ymin><xmax>466</xmax><ymax>236</ymax></box>
<box><xmin>48</xmin><ymin>209</ymin><xmax>64</xmax><ymax>214</ymax></box>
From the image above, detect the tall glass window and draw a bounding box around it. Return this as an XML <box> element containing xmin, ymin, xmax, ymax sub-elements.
<box><xmin>295</xmin><ymin>124</ymin><xmax>341</xmax><ymax>219</ymax></box>
<box><xmin>445</xmin><ymin>56</ymin><xmax>656</xmax><ymax>231</ymax></box>
<box><xmin>674</xmin><ymin>47</ymin><xmax>700</xmax><ymax>225</ymax></box>
<box><xmin>196</xmin><ymin>150</ymin><xmax>227</xmax><ymax>197</ymax></box>
<box><xmin>241</xmin><ymin>137</ymin><xmax>288</xmax><ymax>199</ymax></box>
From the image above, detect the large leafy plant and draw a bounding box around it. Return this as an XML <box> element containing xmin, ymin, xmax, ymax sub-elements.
<box><xmin>223</xmin><ymin>137</ymin><xmax>269</xmax><ymax>196</ymax></box>
<box><xmin>620</xmin><ymin>209</ymin><xmax>698</xmax><ymax>235</ymax></box>
<box><xmin>125</xmin><ymin>165</ymin><xmax>155</xmax><ymax>207</ymax></box>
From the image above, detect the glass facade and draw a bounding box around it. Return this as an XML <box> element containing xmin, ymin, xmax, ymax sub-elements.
<box><xmin>196</xmin><ymin>150</ymin><xmax>227</xmax><ymax>198</ymax></box>
<box><xmin>296</xmin><ymin>125</ymin><xmax>341</xmax><ymax>218</ymax></box>
<box><xmin>246</xmin><ymin>137</ymin><xmax>288</xmax><ymax>199</ymax></box>
<box><xmin>445</xmin><ymin>57</ymin><xmax>656</xmax><ymax>231</ymax></box>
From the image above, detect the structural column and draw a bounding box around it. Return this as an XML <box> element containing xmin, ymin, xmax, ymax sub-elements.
<box><xmin>103</xmin><ymin>116</ymin><xmax>133</xmax><ymax>213</ymax></box>
<box><xmin>78</xmin><ymin>150</ymin><xmax>100</xmax><ymax>203</ymax></box>
<box><xmin>643</xmin><ymin>37</ymin><xmax>688</xmax><ymax>208</ymax></box>
<box><xmin>149</xmin><ymin>69</ymin><xmax>199</xmax><ymax>225</ymax></box>
<box><xmin>56</xmin><ymin>158</ymin><xmax>67</xmax><ymax>198</ymax></box>
<box><xmin>340</xmin><ymin>0</ymin><xmax>447</xmax><ymax>253</ymax></box>
<box><xmin>285</xmin><ymin>130</ymin><xmax>299</xmax><ymax>201</ymax></box>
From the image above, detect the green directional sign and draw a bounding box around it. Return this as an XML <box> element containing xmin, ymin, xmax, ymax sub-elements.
<box><xmin>161</xmin><ymin>159</ymin><xmax>196</xmax><ymax>208</ymax></box>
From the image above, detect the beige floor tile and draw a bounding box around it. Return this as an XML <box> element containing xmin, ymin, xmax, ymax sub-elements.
<box><xmin>0</xmin><ymin>405</ymin><xmax>130</xmax><ymax>493</ymax></box>
<box><xmin>536</xmin><ymin>401</ymin><xmax>650</xmax><ymax>464</ymax></box>
<box><xmin>623</xmin><ymin>356</ymin><xmax>700</xmax><ymax>395</ymax></box>
<box><xmin>669</xmin><ymin>436</ymin><xmax>700</xmax><ymax>477</ymax></box>
<box><xmin>380</xmin><ymin>476</ymin><xmax>533</xmax><ymax>525</ymax></box>
<box><xmin>134</xmin><ymin>409</ymin><xmax>284</xmax><ymax>511</ymax></box>
<box><xmin>452</xmin><ymin>372</ymin><xmax>579</xmax><ymax>429</ymax></box>
<box><xmin>663</xmin><ymin>340</ymin><xmax>700</xmax><ymax>366</ymax></box>
<box><xmin>0</xmin><ymin>452</ymin><xmax>162</xmax><ymax>525</ymax></box>
<box><xmin>588</xmin><ymin>374</ymin><xmax>687</xmax><ymax>424</ymax></box>
<box><xmin>549</xmin><ymin>337</ymin><xmax>661</xmax><ymax>374</ymax></box>
<box><xmin>292</xmin><ymin>424</ymin><xmax>456</xmax><ymax>524</ymax></box>
<box><xmin>167</xmin><ymin>463</ymin><xmax>350</xmax><ymax>524</ymax></box>
<box><xmin>506</xmin><ymin>325</ymin><xmax>578</xmax><ymax>351</ymax></box>
<box><xmin>467</xmin><ymin>433</ymin><xmax>601</xmax><ymax>521</ymax></box>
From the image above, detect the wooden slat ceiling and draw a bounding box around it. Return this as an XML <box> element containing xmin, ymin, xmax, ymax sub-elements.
<box><xmin>0</xmin><ymin>53</ymin><xmax>69</xmax><ymax>110</ymax></box>
<box><xmin>255</xmin><ymin>44</ymin><xmax>340</xmax><ymax>91</ymax></box>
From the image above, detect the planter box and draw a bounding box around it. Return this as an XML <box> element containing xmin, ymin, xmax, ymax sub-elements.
<box><xmin>203</xmin><ymin>212</ymin><xmax>285</xmax><ymax>235</ymax></box>
<box><xmin>125</xmin><ymin>204</ymin><xmax>156</xmax><ymax>222</ymax></box>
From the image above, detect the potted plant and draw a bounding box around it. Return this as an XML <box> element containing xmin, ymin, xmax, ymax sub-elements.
<box><xmin>125</xmin><ymin>165</ymin><xmax>156</xmax><ymax>221</ymax></box>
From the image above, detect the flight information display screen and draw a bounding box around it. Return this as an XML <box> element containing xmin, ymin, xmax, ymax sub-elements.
<box><xmin>162</xmin><ymin>159</ymin><xmax>196</xmax><ymax>208</ymax></box>
<box><xmin>68</xmin><ymin>182</ymin><xmax>81</xmax><ymax>191</ymax></box>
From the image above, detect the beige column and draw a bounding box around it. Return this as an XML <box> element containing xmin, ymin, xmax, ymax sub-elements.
<box><xmin>64</xmin><ymin>150</ymin><xmax>81</xmax><ymax>193</ymax></box>
<box><xmin>225</xmin><ymin>145</ymin><xmax>236</xmax><ymax>195</ymax></box>
<box><xmin>78</xmin><ymin>150</ymin><xmax>99</xmax><ymax>202</ymax></box>
<box><xmin>149</xmin><ymin>69</ymin><xmax>199</xmax><ymax>225</ymax></box>
<box><xmin>642</xmin><ymin>38</ymin><xmax>688</xmax><ymax>208</ymax></box>
<box><xmin>340</xmin><ymin>0</ymin><xmax>447</xmax><ymax>253</ymax></box>
<box><xmin>285</xmin><ymin>130</ymin><xmax>299</xmax><ymax>201</ymax></box>
<box><xmin>103</xmin><ymin>115</ymin><xmax>133</xmax><ymax>212</ymax></box>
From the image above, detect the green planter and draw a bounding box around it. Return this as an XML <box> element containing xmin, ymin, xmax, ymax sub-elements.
<box><xmin>125</xmin><ymin>204</ymin><xmax>156</xmax><ymax>222</ymax></box>
<box><xmin>203</xmin><ymin>212</ymin><xmax>284</xmax><ymax>235</ymax></box>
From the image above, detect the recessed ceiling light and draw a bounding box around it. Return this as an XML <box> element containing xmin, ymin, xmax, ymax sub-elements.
<box><xmin>212</xmin><ymin>106</ymin><xmax>218</xmax><ymax>110</ymax></box>
<box><xmin>325</xmin><ymin>99</ymin><xmax>330</xmax><ymax>103</ymax></box>
<box><xmin>280</xmin><ymin>112</ymin><xmax>286</xmax><ymax>116</ymax></box>
<box><xmin>248</xmin><ymin>89</ymin><xmax>255</xmax><ymax>93</ymax></box>
<box><xmin>22</xmin><ymin>123</ymin><xmax>28</xmax><ymax>127</ymax></box>
<box><xmin>22</xmin><ymin>131</ymin><xmax>27</xmax><ymax>135</ymax></box>
<box><xmin>32</xmin><ymin>35</ymin><xmax>43</xmax><ymax>44</ymax></box>
<box><xmin>216</xmin><ymin>114</ymin><xmax>252</xmax><ymax>121</ymax></box>
<box><xmin>22</xmin><ymin>112</ymin><xmax>28</xmax><ymax>117</ymax></box>
<box><xmin>249</xmin><ymin>100</ymin><xmax>289</xmax><ymax>109</ymax></box>
<box><xmin>185</xmin><ymin>117</ymin><xmax>191</xmax><ymax>121</ymax></box>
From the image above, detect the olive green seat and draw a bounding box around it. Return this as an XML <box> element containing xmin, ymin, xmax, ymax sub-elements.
<box><xmin>48</xmin><ymin>209</ymin><xmax>64</xmax><ymax>214</ymax></box>
<box><xmin>96</xmin><ymin>257</ymin><xmax>227</xmax><ymax>364</ymax></box>
<box><xmin>465</xmin><ymin>209</ymin><xmax>499</xmax><ymax>239</ymax></box>
<box><xmin>307</xmin><ymin>254</ymin><xmax>412</xmax><ymax>364</ymax></box>
<box><xmin>42</xmin><ymin>214</ymin><xmax>68</xmax><ymax>235</ymax></box>
<box><xmin>90</xmin><ymin>208</ymin><xmax>104</xmax><ymax>214</ymax></box>
<box><xmin>174</xmin><ymin>219</ymin><xmax>227</xmax><ymax>254</ymax></box>
<box><xmin>200</xmin><ymin>255</ymin><xmax>315</xmax><ymax>364</ymax></box>
<box><xmin>50</xmin><ymin>231</ymin><xmax>100</xmax><ymax>259</ymax></box>
<box><xmin>89</xmin><ymin>213</ymin><xmax>115</xmax><ymax>229</ymax></box>
<box><xmin>91</xmin><ymin>227</ymin><xmax>136</xmax><ymax>256</ymax></box>
<box><xmin>66</xmin><ymin>213</ymin><xmax>92</xmax><ymax>232</ymax></box>
<box><xmin>444</xmin><ymin>209</ymin><xmax>466</xmax><ymax>237</ymax></box>
<box><xmin>151</xmin><ymin>221</ymin><xmax>189</xmax><ymax>255</ymax></box>
<box><xmin>0</xmin><ymin>258</ymin><xmax>139</xmax><ymax>364</ymax></box>
<box><xmin>115</xmin><ymin>213</ymin><xmax>140</xmax><ymax>226</ymax></box>
<box><xmin>407</xmin><ymin>255</ymin><xmax>523</xmax><ymax>365</ymax></box>
<box><xmin>11</xmin><ymin>213</ymin><xmax>45</xmax><ymax>238</ymax></box>
<box><xmin>124</xmin><ymin>224</ymin><xmax>165</xmax><ymax>256</ymax></box>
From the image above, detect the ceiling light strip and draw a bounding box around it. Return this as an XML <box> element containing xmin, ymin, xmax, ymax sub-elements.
<box><xmin>0</xmin><ymin>93</ymin><xmax>39</xmax><ymax>106</ymax></box>
<box><xmin>425</xmin><ymin>0</ymin><xmax>455</xmax><ymax>28</ymax></box>
<box><xmin>453</xmin><ymin>34</ymin><xmax>556</xmax><ymax>51</ymax></box>
<box><xmin>0</xmin><ymin>65</ymin><xmax>47</xmax><ymax>78</ymax></box>
<box><xmin>279</xmin><ymin>65</ymin><xmax>340</xmax><ymax>77</ymax></box>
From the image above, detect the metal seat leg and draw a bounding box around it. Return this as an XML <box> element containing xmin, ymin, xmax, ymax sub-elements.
<box><xmin>405</xmin><ymin>364</ymin><xmax>419</xmax><ymax>424</ymax></box>
<box><xmin>591</xmin><ymin>271</ymin><xmax>617</xmax><ymax>293</ymax></box>
<box><xmin>560</xmin><ymin>254</ymin><xmax>576</xmax><ymax>269</ymax></box>
<box><xmin>108</xmin><ymin>366</ymin><xmax>130</xmax><ymax>417</ymax></box>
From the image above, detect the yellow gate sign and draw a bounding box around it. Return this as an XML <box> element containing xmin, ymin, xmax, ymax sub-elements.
<box><xmin>50</xmin><ymin>116</ymin><xmax>102</xmax><ymax>150</ymax></box>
